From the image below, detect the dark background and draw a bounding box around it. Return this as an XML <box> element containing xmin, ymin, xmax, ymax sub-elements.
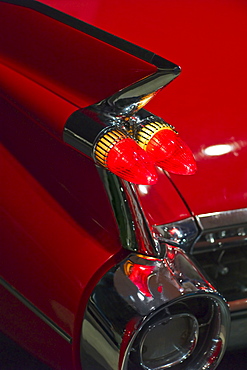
<box><xmin>0</xmin><ymin>330</ymin><xmax>246</xmax><ymax>370</ymax></box>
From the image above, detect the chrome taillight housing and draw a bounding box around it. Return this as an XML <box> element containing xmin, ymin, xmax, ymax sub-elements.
<box><xmin>81</xmin><ymin>248</ymin><xmax>230</xmax><ymax>370</ymax></box>
<box><xmin>64</xmin><ymin>58</ymin><xmax>196</xmax><ymax>185</ymax></box>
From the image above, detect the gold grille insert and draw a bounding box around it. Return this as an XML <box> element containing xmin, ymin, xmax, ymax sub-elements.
<box><xmin>94</xmin><ymin>129</ymin><xmax>126</xmax><ymax>167</ymax></box>
<box><xmin>137</xmin><ymin>121</ymin><xmax>175</xmax><ymax>150</ymax></box>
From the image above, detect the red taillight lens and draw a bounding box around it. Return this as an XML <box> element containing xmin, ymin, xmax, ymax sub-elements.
<box><xmin>137</xmin><ymin>121</ymin><xmax>197</xmax><ymax>175</ymax></box>
<box><xmin>94</xmin><ymin>129</ymin><xmax>158</xmax><ymax>184</ymax></box>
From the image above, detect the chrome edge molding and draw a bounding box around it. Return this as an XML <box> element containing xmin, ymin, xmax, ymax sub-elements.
<box><xmin>196</xmin><ymin>208</ymin><xmax>247</xmax><ymax>230</ymax></box>
<box><xmin>0</xmin><ymin>0</ymin><xmax>180</xmax><ymax>70</ymax></box>
<box><xmin>194</xmin><ymin>208</ymin><xmax>247</xmax><ymax>253</ymax></box>
<box><xmin>0</xmin><ymin>277</ymin><xmax>72</xmax><ymax>344</ymax></box>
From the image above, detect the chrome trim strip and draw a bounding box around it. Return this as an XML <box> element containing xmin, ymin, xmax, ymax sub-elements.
<box><xmin>192</xmin><ymin>208</ymin><xmax>247</xmax><ymax>253</ymax></box>
<box><xmin>0</xmin><ymin>277</ymin><xmax>72</xmax><ymax>344</ymax></box>
<box><xmin>97</xmin><ymin>168</ymin><xmax>138</xmax><ymax>252</ymax></box>
<box><xmin>196</xmin><ymin>208</ymin><xmax>247</xmax><ymax>230</ymax></box>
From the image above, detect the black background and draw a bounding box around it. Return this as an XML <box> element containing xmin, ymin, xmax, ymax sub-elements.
<box><xmin>0</xmin><ymin>331</ymin><xmax>246</xmax><ymax>370</ymax></box>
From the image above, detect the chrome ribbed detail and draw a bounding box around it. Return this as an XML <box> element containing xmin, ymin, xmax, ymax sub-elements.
<box><xmin>94</xmin><ymin>129</ymin><xmax>127</xmax><ymax>167</ymax></box>
<box><xmin>137</xmin><ymin>121</ymin><xmax>175</xmax><ymax>150</ymax></box>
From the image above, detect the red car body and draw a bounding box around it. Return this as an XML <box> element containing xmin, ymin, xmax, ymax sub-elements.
<box><xmin>1</xmin><ymin>0</ymin><xmax>247</xmax><ymax>369</ymax></box>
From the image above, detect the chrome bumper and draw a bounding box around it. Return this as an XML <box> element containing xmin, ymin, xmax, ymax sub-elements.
<box><xmin>81</xmin><ymin>247</ymin><xmax>230</xmax><ymax>370</ymax></box>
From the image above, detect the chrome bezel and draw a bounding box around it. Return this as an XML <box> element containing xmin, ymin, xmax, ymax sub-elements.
<box><xmin>134</xmin><ymin>312</ymin><xmax>199</xmax><ymax>370</ymax></box>
<box><xmin>80</xmin><ymin>250</ymin><xmax>230</xmax><ymax>370</ymax></box>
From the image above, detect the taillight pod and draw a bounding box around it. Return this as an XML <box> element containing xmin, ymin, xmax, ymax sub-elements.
<box><xmin>94</xmin><ymin>128</ymin><xmax>158</xmax><ymax>184</ymax></box>
<box><xmin>137</xmin><ymin>121</ymin><xmax>197</xmax><ymax>175</ymax></box>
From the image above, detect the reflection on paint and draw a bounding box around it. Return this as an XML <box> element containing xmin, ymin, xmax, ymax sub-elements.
<box><xmin>138</xmin><ymin>185</ymin><xmax>149</xmax><ymax>194</ymax></box>
<box><xmin>204</xmin><ymin>144</ymin><xmax>233</xmax><ymax>156</ymax></box>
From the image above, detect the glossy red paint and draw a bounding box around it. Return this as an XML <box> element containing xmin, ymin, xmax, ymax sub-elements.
<box><xmin>0</xmin><ymin>62</ymin><xmax>77</xmax><ymax>137</ymax></box>
<box><xmin>0</xmin><ymin>3</ymin><xmax>193</xmax><ymax>367</ymax></box>
<box><xmin>0</xmin><ymin>1</ymin><xmax>193</xmax><ymax>225</ymax></box>
<box><xmin>39</xmin><ymin>0</ymin><xmax>247</xmax><ymax>215</ymax></box>
<box><xmin>133</xmin><ymin>170</ymin><xmax>190</xmax><ymax>227</ymax></box>
<box><xmin>0</xmin><ymin>94</ymin><xmax>129</xmax><ymax>367</ymax></box>
<box><xmin>0</xmin><ymin>0</ymin><xmax>246</xmax><ymax>368</ymax></box>
<box><xmin>0</xmin><ymin>284</ymin><xmax>74</xmax><ymax>369</ymax></box>
<box><xmin>0</xmin><ymin>2</ymin><xmax>156</xmax><ymax>136</ymax></box>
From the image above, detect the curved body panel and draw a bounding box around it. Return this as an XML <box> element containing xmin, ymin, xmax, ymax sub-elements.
<box><xmin>1</xmin><ymin>0</ymin><xmax>247</xmax><ymax>369</ymax></box>
<box><xmin>39</xmin><ymin>0</ymin><xmax>247</xmax><ymax>214</ymax></box>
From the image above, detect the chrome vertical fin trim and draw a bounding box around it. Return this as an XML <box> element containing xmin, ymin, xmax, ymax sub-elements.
<box><xmin>106</xmin><ymin>65</ymin><xmax>180</xmax><ymax>117</ymax></box>
<box><xmin>98</xmin><ymin>167</ymin><xmax>161</xmax><ymax>256</ymax></box>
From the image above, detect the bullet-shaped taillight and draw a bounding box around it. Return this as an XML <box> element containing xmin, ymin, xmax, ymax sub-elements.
<box><xmin>94</xmin><ymin>128</ymin><xmax>158</xmax><ymax>184</ymax></box>
<box><xmin>137</xmin><ymin>121</ymin><xmax>197</xmax><ymax>175</ymax></box>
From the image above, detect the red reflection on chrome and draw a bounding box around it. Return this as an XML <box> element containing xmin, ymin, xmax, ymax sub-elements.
<box><xmin>119</xmin><ymin>317</ymin><xmax>140</xmax><ymax>369</ymax></box>
<box><xmin>166</xmin><ymin>246</ymin><xmax>177</xmax><ymax>261</ymax></box>
<box><xmin>107</xmin><ymin>138</ymin><xmax>158</xmax><ymax>184</ymax></box>
<box><xmin>146</xmin><ymin>129</ymin><xmax>197</xmax><ymax>175</ymax></box>
<box><xmin>207</xmin><ymin>339</ymin><xmax>223</xmax><ymax>366</ymax></box>
<box><xmin>124</xmin><ymin>260</ymin><xmax>156</xmax><ymax>297</ymax></box>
